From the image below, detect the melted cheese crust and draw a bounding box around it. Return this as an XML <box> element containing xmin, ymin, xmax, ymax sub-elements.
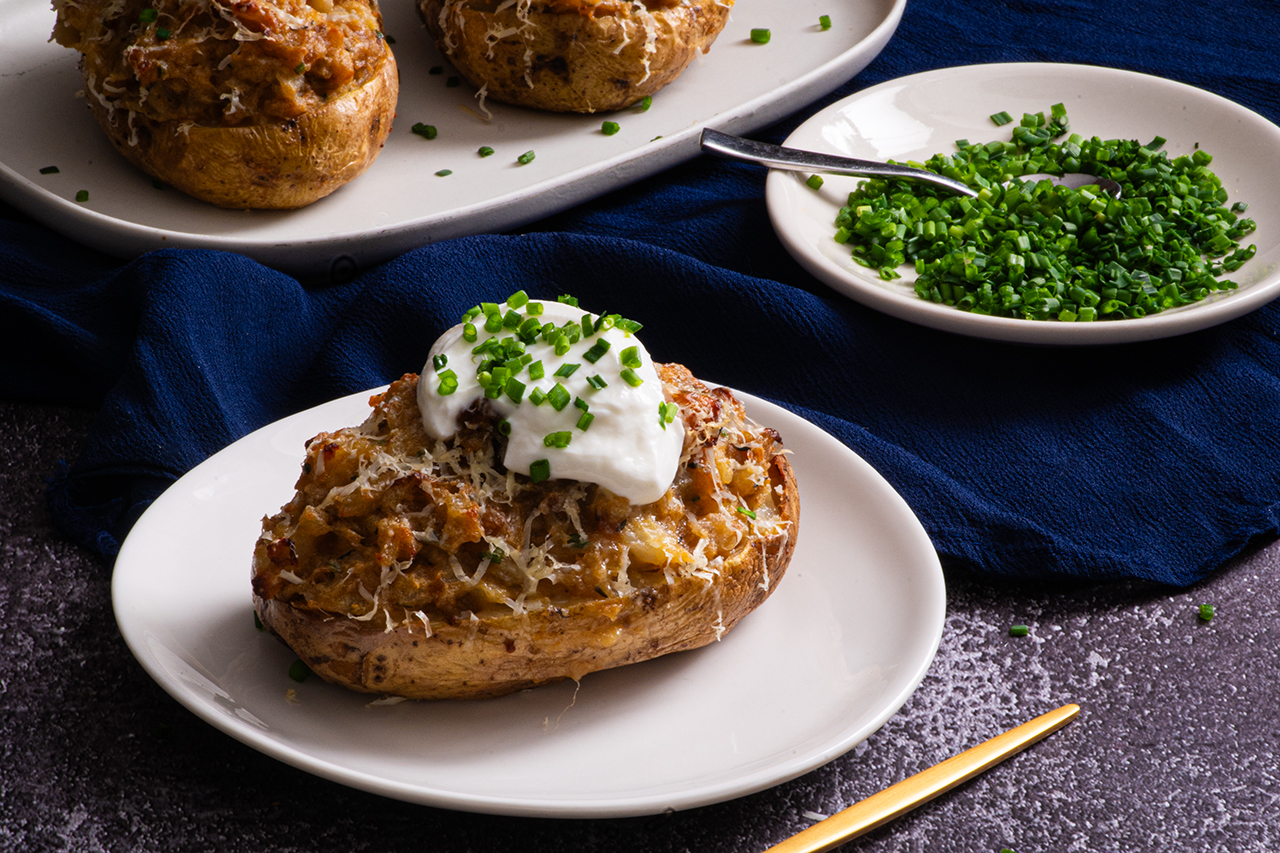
<box><xmin>253</xmin><ymin>364</ymin><xmax>792</xmax><ymax>635</ymax></box>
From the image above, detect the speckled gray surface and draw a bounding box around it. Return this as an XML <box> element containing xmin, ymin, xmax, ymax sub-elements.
<box><xmin>3</xmin><ymin>399</ymin><xmax>1278</xmax><ymax>853</ymax></box>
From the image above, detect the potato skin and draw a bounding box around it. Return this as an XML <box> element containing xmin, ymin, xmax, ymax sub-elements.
<box><xmin>418</xmin><ymin>0</ymin><xmax>733</xmax><ymax>113</ymax></box>
<box><xmin>81</xmin><ymin>51</ymin><xmax>398</xmax><ymax>210</ymax></box>
<box><xmin>253</xmin><ymin>367</ymin><xmax>799</xmax><ymax>700</ymax></box>
<box><xmin>259</xmin><ymin>454</ymin><xmax>797</xmax><ymax>699</ymax></box>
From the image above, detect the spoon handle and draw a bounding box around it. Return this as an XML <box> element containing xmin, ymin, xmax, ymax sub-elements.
<box><xmin>699</xmin><ymin>129</ymin><xmax>979</xmax><ymax>197</ymax></box>
<box><xmin>761</xmin><ymin>703</ymin><xmax>1081</xmax><ymax>853</ymax></box>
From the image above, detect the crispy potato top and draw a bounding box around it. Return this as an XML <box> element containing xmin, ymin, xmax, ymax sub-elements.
<box><xmin>52</xmin><ymin>0</ymin><xmax>390</xmax><ymax>126</ymax></box>
<box><xmin>252</xmin><ymin>364</ymin><xmax>793</xmax><ymax>634</ymax></box>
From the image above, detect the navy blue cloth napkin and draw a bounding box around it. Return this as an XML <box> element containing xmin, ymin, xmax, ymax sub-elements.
<box><xmin>6</xmin><ymin>0</ymin><xmax>1280</xmax><ymax>587</ymax></box>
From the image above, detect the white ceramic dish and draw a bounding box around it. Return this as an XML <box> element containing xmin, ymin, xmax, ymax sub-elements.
<box><xmin>112</xmin><ymin>387</ymin><xmax>945</xmax><ymax>818</ymax></box>
<box><xmin>0</xmin><ymin>0</ymin><xmax>902</xmax><ymax>279</ymax></box>
<box><xmin>767</xmin><ymin>63</ymin><xmax>1280</xmax><ymax>345</ymax></box>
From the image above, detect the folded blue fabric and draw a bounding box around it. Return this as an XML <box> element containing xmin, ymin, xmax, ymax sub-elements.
<box><xmin>5</xmin><ymin>0</ymin><xmax>1280</xmax><ymax>587</ymax></box>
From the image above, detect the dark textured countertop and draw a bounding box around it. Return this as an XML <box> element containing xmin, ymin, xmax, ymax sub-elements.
<box><xmin>5</xmin><ymin>398</ymin><xmax>1278</xmax><ymax>852</ymax></box>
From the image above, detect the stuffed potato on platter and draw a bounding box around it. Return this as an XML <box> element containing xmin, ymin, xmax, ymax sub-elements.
<box><xmin>417</xmin><ymin>0</ymin><xmax>734</xmax><ymax>113</ymax></box>
<box><xmin>50</xmin><ymin>0</ymin><xmax>398</xmax><ymax>209</ymax></box>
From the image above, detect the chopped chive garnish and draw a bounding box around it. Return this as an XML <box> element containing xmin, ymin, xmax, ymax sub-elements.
<box><xmin>529</xmin><ymin>387</ymin><xmax>547</xmax><ymax>405</ymax></box>
<box><xmin>478</xmin><ymin>145</ymin><xmax>495</xmax><ymax>157</ymax></box>
<box><xmin>526</xmin><ymin>302</ymin><xmax>543</xmax><ymax>316</ymax></box>
<box><xmin>586</xmin><ymin>374</ymin><xmax>607</xmax><ymax>390</ymax></box>
<box><xmin>602</xmin><ymin>121</ymin><xmax>620</xmax><ymax>136</ymax></box>
<box><xmin>1198</xmin><ymin>603</ymin><xmax>1216</xmax><ymax>621</ymax></box>
<box><xmin>576</xmin><ymin>411</ymin><xmax>594</xmax><ymax>431</ymax></box>
<box><xmin>505</xmin><ymin>377</ymin><xmax>526</xmax><ymax>403</ymax></box>
<box><xmin>573</xmin><ymin>397</ymin><xmax>589</xmax><ymax>412</ymax></box>
<box><xmin>620</xmin><ymin>346</ymin><xmax>642</xmax><ymax>368</ymax></box>
<box><xmin>620</xmin><ymin>367</ymin><xmax>643</xmax><ymax>387</ymax></box>
<box><xmin>750</xmin><ymin>28</ymin><xmax>771</xmax><ymax>43</ymax></box>
<box><xmin>462</xmin><ymin>322</ymin><xmax>478</xmax><ymax>342</ymax></box>
<box><xmin>557</xmin><ymin>294</ymin><xmax>579</xmax><ymax>306</ymax></box>
<box><xmin>638</xmin><ymin>95</ymin><xmax>653</xmax><ymax>111</ymax></box>
<box><xmin>295</xmin><ymin>63</ymin><xmax>306</xmax><ymax>74</ymax></box>
<box><xmin>432</xmin><ymin>353</ymin><xmax>448</xmax><ymax>371</ymax></box>
<box><xmin>553</xmin><ymin>362</ymin><xmax>580</xmax><ymax>378</ymax></box>
<box><xmin>528</xmin><ymin>360</ymin><xmax>545</xmax><ymax>380</ymax></box>
<box><xmin>74</xmin><ymin>190</ymin><xmax>88</xmax><ymax>202</ymax></box>
<box><xmin>529</xmin><ymin>459</ymin><xmax>551</xmax><ymax>482</ymax></box>
<box><xmin>544</xmin><ymin>431</ymin><xmax>572</xmax><ymax>448</ymax></box>
<box><xmin>435</xmin><ymin>169</ymin><xmax>452</xmax><ymax>177</ymax></box>
<box><xmin>517</xmin><ymin>150</ymin><xmax>536</xmax><ymax>165</ymax></box>
<box><xmin>156</xmin><ymin>27</ymin><xmax>170</xmax><ymax>39</ymax></box>
<box><xmin>989</xmin><ymin>110</ymin><xmax>1014</xmax><ymax>126</ymax></box>
<box><xmin>139</xmin><ymin>8</ymin><xmax>158</xmax><ymax>21</ymax></box>
<box><xmin>658</xmin><ymin>401</ymin><xmax>677</xmax><ymax>429</ymax></box>
<box><xmin>483</xmin><ymin>548</ymin><xmax>505</xmax><ymax>562</ymax></box>
<box><xmin>498</xmin><ymin>419</ymin><xmax>512</xmax><ymax>436</ymax></box>
<box><xmin>736</xmin><ymin>506</ymin><xmax>757</xmax><ymax>520</ymax></box>
<box><xmin>1009</xmin><ymin>624</ymin><xmax>1030</xmax><ymax>637</ymax></box>
<box><xmin>288</xmin><ymin>659</ymin><xmax>311</xmax><ymax>682</ymax></box>
<box><xmin>819</xmin><ymin>14</ymin><xmax>831</xmax><ymax>29</ymax></box>
<box><xmin>39</xmin><ymin>166</ymin><xmax>59</xmax><ymax>175</ymax></box>
<box><xmin>412</xmin><ymin>123</ymin><xmax>438</xmax><ymax>140</ymax></box>
<box><xmin>806</xmin><ymin>174</ymin><xmax>824</xmax><ymax>190</ymax></box>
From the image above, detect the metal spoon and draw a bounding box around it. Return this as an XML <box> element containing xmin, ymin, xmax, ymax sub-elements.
<box><xmin>700</xmin><ymin>128</ymin><xmax>1121</xmax><ymax>198</ymax></box>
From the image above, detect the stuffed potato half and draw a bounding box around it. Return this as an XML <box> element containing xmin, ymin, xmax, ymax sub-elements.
<box><xmin>418</xmin><ymin>0</ymin><xmax>734</xmax><ymax>113</ymax></box>
<box><xmin>252</xmin><ymin>364</ymin><xmax>799</xmax><ymax>700</ymax></box>
<box><xmin>51</xmin><ymin>0</ymin><xmax>398</xmax><ymax>209</ymax></box>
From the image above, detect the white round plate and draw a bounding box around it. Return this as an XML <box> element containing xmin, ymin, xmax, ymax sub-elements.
<box><xmin>0</xmin><ymin>0</ymin><xmax>903</xmax><ymax>278</ymax></box>
<box><xmin>767</xmin><ymin>63</ymin><xmax>1280</xmax><ymax>345</ymax></box>
<box><xmin>112</xmin><ymin>387</ymin><xmax>944</xmax><ymax>818</ymax></box>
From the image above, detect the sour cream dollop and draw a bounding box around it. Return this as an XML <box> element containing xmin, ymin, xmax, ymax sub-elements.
<box><xmin>418</xmin><ymin>297</ymin><xmax>684</xmax><ymax>505</ymax></box>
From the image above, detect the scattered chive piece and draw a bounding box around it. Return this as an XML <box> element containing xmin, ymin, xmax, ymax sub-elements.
<box><xmin>517</xmin><ymin>150</ymin><xmax>536</xmax><ymax>165</ymax></box>
<box><xmin>288</xmin><ymin>659</ymin><xmax>311</xmax><ymax>682</ymax></box>
<box><xmin>586</xmin><ymin>374</ymin><xmax>607</xmax><ymax>390</ymax></box>
<box><xmin>526</xmin><ymin>302</ymin><xmax>544</xmax><ymax>316</ymax></box>
<box><xmin>750</xmin><ymin>28</ymin><xmax>771</xmax><ymax>43</ymax></box>
<box><xmin>412</xmin><ymin>123</ymin><xmax>438</xmax><ymax>140</ymax></box>
<box><xmin>583</xmin><ymin>339</ymin><xmax>611</xmax><ymax>363</ymax></box>
<box><xmin>1009</xmin><ymin>624</ymin><xmax>1030</xmax><ymax>637</ymax></box>
<box><xmin>295</xmin><ymin>63</ymin><xmax>306</xmax><ymax>74</ymax></box>
<box><xmin>658</xmin><ymin>401</ymin><xmax>677</xmax><ymax>429</ymax></box>
<box><xmin>637</xmin><ymin>95</ymin><xmax>653</xmax><ymax>112</ymax></box>
<box><xmin>528</xmin><ymin>359</ymin><xmax>545</xmax><ymax>380</ymax></box>
<box><xmin>576</xmin><ymin>411</ymin><xmax>594</xmax><ymax>431</ymax></box>
<box><xmin>505</xmin><ymin>377</ymin><xmax>526</xmax><ymax>403</ymax></box>
<box><xmin>989</xmin><ymin>110</ymin><xmax>1014</xmax><ymax>126</ymax></box>
<box><xmin>544</xmin><ymin>431</ymin><xmax>572</xmax><ymax>448</ymax></box>
<box><xmin>619</xmin><ymin>346</ymin><xmax>642</xmax><ymax>368</ymax></box>
<box><xmin>529</xmin><ymin>387</ymin><xmax>547</xmax><ymax>405</ymax></box>
<box><xmin>620</xmin><ymin>367</ymin><xmax>643</xmax><ymax>387</ymax></box>
<box><xmin>1198</xmin><ymin>603</ymin><xmax>1216</xmax><ymax>621</ymax></box>
<box><xmin>139</xmin><ymin>8</ymin><xmax>158</xmax><ymax>21</ymax></box>
<box><xmin>507</xmin><ymin>289</ymin><xmax>528</xmax><ymax>308</ymax></box>
<box><xmin>806</xmin><ymin>174</ymin><xmax>824</xmax><ymax>190</ymax></box>
<box><xmin>557</xmin><ymin>294</ymin><xmax>579</xmax><ymax>306</ymax></box>
<box><xmin>553</xmin><ymin>362</ymin><xmax>580</xmax><ymax>378</ymax></box>
<box><xmin>819</xmin><ymin>14</ymin><xmax>831</xmax><ymax>29</ymax></box>
<box><xmin>39</xmin><ymin>166</ymin><xmax>59</xmax><ymax>175</ymax></box>
<box><xmin>156</xmin><ymin>27</ymin><xmax>171</xmax><ymax>39</ymax></box>
<box><xmin>432</xmin><ymin>353</ymin><xmax>448</xmax><ymax>371</ymax></box>
<box><xmin>446</xmin><ymin>76</ymin><xmax>461</xmax><ymax>87</ymax></box>
<box><xmin>477</xmin><ymin>146</ymin><xmax>495</xmax><ymax>158</ymax></box>
<box><xmin>736</xmin><ymin>506</ymin><xmax>757</xmax><ymax>520</ymax></box>
<box><xmin>483</xmin><ymin>548</ymin><xmax>505</xmax><ymax>562</ymax></box>
<box><xmin>573</xmin><ymin>397</ymin><xmax>590</xmax><ymax>412</ymax></box>
<box><xmin>74</xmin><ymin>190</ymin><xmax>88</xmax><ymax>202</ymax></box>
<box><xmin>529</xmin><ymin>459</ymin><xmax>551</xmax><ymax>482</ymax></box>
<box><xmin>498</xmin><ymin>419</ymin><xmax>512</xmax><ymax>436</ymax></box>
<box><xmin>435</xmin><ymin>169</ymin><xmax>452</xmax><ymax>177</ymax></box>
<box><xmin>462</xmin><ymin>322</ymin><xmax>478</xmax><ymax>342</ymax></box>
<box><xmin>602</xmin><ymin>121</ymin><xmax>620</xmax><ymax>136</ymax></box>
<box><xmin>547</xmin><ymin>383</ymin><xmax>571</xmax><ymax>411</ymax></box>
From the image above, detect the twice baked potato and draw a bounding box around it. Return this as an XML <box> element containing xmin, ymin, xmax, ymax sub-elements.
<box><xmin>417</xmin><ymin>0</ymin><xmax>733</xmax><ymax>113</ymax></box>
<box><xmin>51</xmin><ymin>0</ymin><xmax>397</xmax><ymax>209</ymax></box>
<box><xmin>252</xmin><ymin>364</ymin><xmax>798</xmax><ymax>700</ymax></box>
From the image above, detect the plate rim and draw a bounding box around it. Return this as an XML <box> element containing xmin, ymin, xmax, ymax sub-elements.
<box><xmin>767</xmin><ymin>61</ymin><xmax>1280</xmax><ymax>345</ymax></box>
<box><xmin>110</xmin><ymin>385</ymin><xmax>945</xmax><ymax>818</ymax></box>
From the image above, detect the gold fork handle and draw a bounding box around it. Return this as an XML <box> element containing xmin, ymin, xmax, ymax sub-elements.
<box><xmin>764</xmin><ymin>703</ymin><xmax>1081</xmax><ymax>853</ymax></box>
